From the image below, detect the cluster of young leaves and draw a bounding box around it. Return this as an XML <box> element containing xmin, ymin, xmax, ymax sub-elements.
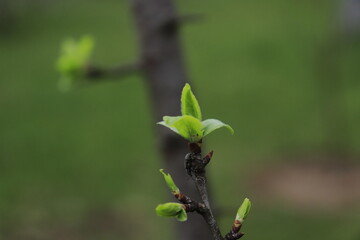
<box><xmin>156</xmin><ymin>169</ymin><xmax>251</xmax><ymax>224</ymax></box>
<box><xmin>55</xmin><ymin>35</ymin><xmax>94</xmax><ymax>91</ymax></box>
<box><xmin>158</xmin><ymin>83</ymin><xmax>234</xmax><ymax>142</ymax></box>
<box><xmin>156</xmin><ymin>169</ymin><xmax>186</xmax><ymax>221</ymax></box>
<box><xmin>156</xmin><ymin>84</ymin><xmax>252</xmax><ymax>231</ymax></box>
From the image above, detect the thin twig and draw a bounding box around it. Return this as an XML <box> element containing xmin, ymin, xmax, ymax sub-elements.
<box><xmin>187</xmin><ymin>143</ymin><xmax>224</xmax><ymax>240</ymax></box>
<box><xmin>84</xmin><ymin>62</ymin><xmax>141</xmax><ymax>80</ymax></box>
<box><xmin>185</xmin><ymin>142</ymin><xmax>245</xmax><ymax>240</ymax></box>
<box><xmin>194</xmin><ymin>173</ymin><xmax>223</xmax><ymax>240</ymax></box>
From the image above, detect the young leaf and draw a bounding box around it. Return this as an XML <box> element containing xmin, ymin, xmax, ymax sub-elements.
<box><xmin>163</xmin><ymin>116</ymin><xmax>182</xmax><ymax>125</ymax></box>
<box><xmin>181</xmin><ymin>83</ymin><xmax>202</xmax><ymax>120</ymax></box>
<box><xmin>172</xmin><ymin>115</ymin><xmax>203</xmax><ymax>142</ymax></box>
<box><xmin>56</xmin><ymin>35</ymin><xmax>94</xmax><ymax>91</ymax></box>
<box><xmin>236</xmin><ymin>198</ymin><xmax>251</xmax><ymax>223</ymax></box>
<box><xmin>176</xmin><ymin>208</ymin><xmax>188</xmax><ymax>222</ymax></box>
<box><xmin>158</xmin><ymin>115</ymin><xmax>203</xmax><ymax>142</ymax></box>
<box><xmin>202</xmin><ymin>119</ymin><xmax>234</xmax><ymax>137</ymax></box>
<box><xmin>155</xmin><ymin>203</ymin><xmax>187</xmax><ymax>222</ymax></box>
<box><xmin>157</xmin><ymin>116</ymin><xmax>181</xmax><ymax>134</ymax></box>
<box><xmin>160</xmin><ymin>169</ymin><xmax>180</xmax><ymax>194</ymax></box>
<box><xmin>56</xmin><ymin>36</ymin><xmax>94</xmax><ymax>75</ymax></box>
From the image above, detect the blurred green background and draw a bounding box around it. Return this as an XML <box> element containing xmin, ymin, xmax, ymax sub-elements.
<box><xmin>1</xmin><ymin>0</ymin><xmax>360</xmax><ymax>239</ymax></box>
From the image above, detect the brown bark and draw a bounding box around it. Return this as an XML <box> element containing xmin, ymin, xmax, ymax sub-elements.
<box><xmin>130</xmin><ymin>0</ymin><xmax>213</xmax><ymax>239</ymax></box>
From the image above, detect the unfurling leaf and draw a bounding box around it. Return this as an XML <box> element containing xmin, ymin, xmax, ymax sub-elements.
<box><xmin>155</xmin><ymin>203</ymin><xmax>187</xmax><ymax>222</ymax></box>
<box><xmin>181</xmin><ymin>83</ymin><xmax>202</xmax><ymax>120</ymax></box>
<box><xmin>236</xmin><ymin>198</ymin><xmax>251</xmax><ymax>223</ymax></box>
<box><xmin>56</xmin><ymin>35</ymin><xmax>94</xmax><ymax>91</ymax></box>
<box><xmin>163</xmin><ymin>116</ymin><xmax>182</xmax><ymax>125</ymax></box>
<box><xmin>157</xmin><ymin>83</ymin><xmax>234</xmax><ymax>142</ymax></box>
<box><xmin>158</xmin><ymin>115</ymin><xmax>203</xmax><ymax>143</ymax></box>
<box><xmin>160</xmin><ymin>169</ymin><xmax>179</xmax><ymax>194</ymax></box>
<box><xmin>176</xmin><ymin>208</ymin><xmax>188</xmax><ymax>222</ymax></box>
<box><xmin>172</xmin><ymin>115</ymin><xmax>203</xmax><ymax>142</ymax></box>
<box><xmin>202</xmin><ymin>119</ymin><xmax>234</xmax><ymax>137</ymax></box>
<box><xmin>157</xmin><ymin>116</ymin><xmax>181</xmax><ymax>134</ymax></box>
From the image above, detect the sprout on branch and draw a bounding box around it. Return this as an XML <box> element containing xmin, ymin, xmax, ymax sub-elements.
<box><xmin>158</xmin><ymin>83</ymin><xmax>234</xmax><ymax>143</ymax></box>
<box><xmin>156</xmin><ymin>83</ymin><xmax>250</xmax><ymax>240</ymax></box>
<box><xmin>236</xmin><ymin>198</ymin><xmax>251</xmax><ymax>225</ymax></box>
<box><xmin>160</xmin><ymin>169</ymin><xmax>180</xmax><ymax>194</ymax></box>
<box><xmin>56</xmin><ymin>35</ymin><xmax>94</xmax><ymax>91</ymax></box>
<box><xmin>155</xmin><ymin>203</ymin><xmax>187</xmax><ymax>222</ymax></box>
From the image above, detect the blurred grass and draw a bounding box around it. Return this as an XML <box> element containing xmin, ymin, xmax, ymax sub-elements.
<box><xmin>0</xmin><ymin>0</ymin><xmax>359</xmax><ymax>239</ymax></box>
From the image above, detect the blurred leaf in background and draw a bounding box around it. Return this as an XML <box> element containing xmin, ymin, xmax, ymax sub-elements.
<box><xmin>56</xmin><ymin>35</ymin><xmax>94</xmax><ymax>91</ymax></box>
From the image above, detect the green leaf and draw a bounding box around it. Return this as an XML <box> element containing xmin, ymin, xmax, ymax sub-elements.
<box><xmin>172</xmin><ymin>115</ymin><xmax>203</xmax><ymax>142</ymax></box>
<box><xmin>155</xmin><ymin>203</ymin><xmax>187</xmax><ymax>222</ymax></box>
<box><xmin>202</xmin><ymin>119</ymin><xmax>234</xmax><ymax>137</ymax></box>
<box><xmin>163</xmin><ymin>116</ymin><xmax>182</xmax><ymax>125</ymax></box>
<box><xmin>156</xmin><ymin>203</ymin><xmax>182</xmax><ymax>217</ymax></box>
<box><xmin>56</xmin><ymin>35</ymin><xmax>94</xmax><ymax>91</ymax></box>
<box><xmin>176</xmin><ymin>208</ymin><xmax>188</xmax><ymax>222</ymax></box>
<box><xmin>157</xmin><ymin>115</ymin><xmax>203</xmax><ymax>142</ymax></box>
<box><xmin>160</xmin><ymin>169</ymin><xmax>179</xmax><ymax>194</ymax></box>
<box><xmin>181</xmin><ymin>83</ymin><xmax>202</xmax><ymax>120</ymax></box>
<box><xmin>236</xmin><ymin>198</ymin><xmax>251</xmax><ymax>223</ymax></box>
<box><xmin>157</xmin><ymin>116</ymin><xmax>182</xmax><ymax>134</ymax></box>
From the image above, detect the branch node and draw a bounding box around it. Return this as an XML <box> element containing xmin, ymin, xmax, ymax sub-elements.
<box><xmin>174</xmin><ymin>192</ymin><xmax>193</xmax><ymax>204</ymax></box>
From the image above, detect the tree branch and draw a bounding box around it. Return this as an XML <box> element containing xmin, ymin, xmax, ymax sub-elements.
<box><xmin>184</xmin><ymin>142</ymin><xmax>245</xmax><ymax>240</ymax></box>
<box><xmin>194</xmin><ymin>174</ymin><xmax>223</xmax><ymax>240</ymax></box>
<box><xmin>84</xmin><ymin>62</ymin><xmax>141</xmax><ymax>80</ymax></box>
<box><xmin>186</xmin><ymin>143</ymin><xmax>224</xmax><ymax>240</ymax></box>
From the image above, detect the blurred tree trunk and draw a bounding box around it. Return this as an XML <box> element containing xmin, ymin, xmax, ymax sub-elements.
<box><xmin>316</xmin><ymin>0</ymin><xmax>360</xmax><ymax>157</ymax></box>
<box><xmin>342</xmin><ymin>0</ymin><xmax>360</xmax><ymax>36</ymax></box>
<box><xmin>130</xmin><ymin>0</ymin><xmax>212</xmax><ymax>239</ymax></box>
<box><xmin>0</xmin><ymin>0</ymin><xmax>13</xmax><ymax>32</ymax></box>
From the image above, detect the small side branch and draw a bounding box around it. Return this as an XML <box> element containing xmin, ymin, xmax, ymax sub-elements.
<box><xmin>171</xmin><ymin>187</ymin><xmax>206</xmax><ymax>213</ymax></box>
<box><xmin>174</xmin><ymin>192</ymin><xmax>195</xmax><ymax>204</ymax></box>
<box><xmin>84</xmin><ymin>62</ymin><xmax>141</xmax><ymax>80</ymax></box>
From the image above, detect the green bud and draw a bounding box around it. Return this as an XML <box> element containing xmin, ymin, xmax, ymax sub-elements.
<box><xmin>160</xmin><ymin>169</ymin><xmax>180</xmax><ymax>194</ymax></box>
<box><xmin>155</xmin><ymin>203</ymin><xmax>187</xmax><ymax>222</ymax></box>
<box><xmin>56</xmin><ymin>35</ymin><xmax>94</xmax><ymax>91</ymax></box>
<box><xmin>236</xmin><ymin>198</ymin><xmax>251</xmax><ymax>223</ymax></box>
